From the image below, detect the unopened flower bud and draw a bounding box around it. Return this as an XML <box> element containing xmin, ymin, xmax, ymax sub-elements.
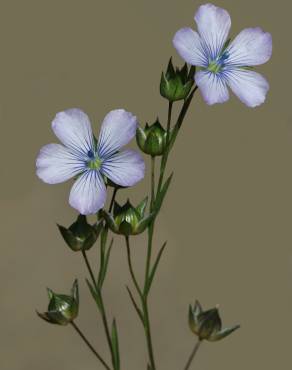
<box><xmin>136</xmin><ymin>119</ymin><xmax>167</xmax><ymax>156</ymax></box>
<box><xmin>160</xmin><ymin>58</ymin><xmax>195</xmax><ymax>102</ymax></box>
<box><xmin>188</xmin><ymin>300</ymin><xmax>240</xmax><ymax>341</ymax></box>
<box><xmin>37</xmin><ymin>280</ymin><xmax>79</xmax><ymax>325</ymax></box>
<box><xmin>103</xmin><ymin>198</ymin><xmax>154</xmax><ymax>236</ymax></box>
<box><xmin>57</xmin><ymin>214</ymin><xmax>101</xmax><ymax>252</ymax></box>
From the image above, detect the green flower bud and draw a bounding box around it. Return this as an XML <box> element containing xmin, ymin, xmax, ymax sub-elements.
<box><xmin>160</xmin><ymin>58</ymin><xmax>195</xmax><ymax>102</ymax></box>
<box><xmin>103</xmin><ymin>197</ymin><xmax>154</xmax><ymax>236</ymax></box>
<box><xmin>136</xmin><ymin>119</ymin><xmax>167</xmax><ymax>156</ymax></box>
<box><xmin>37</xmin><ymin>280</ymin><xmax>79</xmax><ymax>325</ymax></box>
<box><xmin>188</xmin><ymin>300</ymin><xmax>240</xmax><ymax>341</ymax></box>
<box><xmin>57</xmin><ymin>214</ymin><xmax>101</xmax><ymax>252</ymax></box>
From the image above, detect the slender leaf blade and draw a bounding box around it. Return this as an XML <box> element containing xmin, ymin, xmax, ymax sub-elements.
<box><xmin>111</xmin><ymin>319</ymin><xmax>120</xmax><ymax>370</ymax></box>
<box><xmin>145</xmin><ymin>242</ymin><xmax>167</xmax><ymax>295</ymax></box>
<box><xmin>98</xmin><ymin>238</ymin><xmax>114</xmax><ymax>288</ymax></box>
<box><xmin>85</xmin><ymin>278</ymin><xmax>101</xmax><ymax>310</ymax></box>
<box><xmin>154</xmin><ymin>173</ymin><xmax>173</xmax><ymax>213</ymax></box>
<box><xmin>126</xmin><ymin>286</ymin><xmax>144</xmax><ymax>325</ymax></box>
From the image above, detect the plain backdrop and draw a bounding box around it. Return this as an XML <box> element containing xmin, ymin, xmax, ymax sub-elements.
<box><xmin>0</xmin><ymin>0</ymin><xmax>291</xmax><ymax>369</ymax></box>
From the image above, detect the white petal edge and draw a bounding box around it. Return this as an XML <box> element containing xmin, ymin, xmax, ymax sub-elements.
<box><xmin>195</xmin><ymin>3</ymin><xmax>231</xmax><ymax>59</ymax></box>
<box><xmin>227</xmin><ymin>27</ymin><xmax>272</xmax><ymax>66</ymax></box>
<box><xmin>195</xmin><ymin>70</ymin><xmax>230</xmax><ymax>105</ymax></box>
<box><xmin>97</xmin><ymin>109</ymin><xmax>138</xmax><ymax>159</ymax></box>
<box><xmin>101</xmin><ymin>149</ymin><xmax>145</xmax><ymax>187</ymax></box>
<box><xmin>226</xmin><ymin>69</ymin><xmax>270</xmax><ymax>108</ymax></box>
<box><xmin>36</xmin><ymin>143</ymin><xmax>85</xmax><ymax>184</ymax></box>
<box><xmin>69</xmin><ymin>170</ymin><xmax>106</xmax><ymax>215</ymax></box>
<box><xmin>52</xmin><ymin>108</ymin><xmax>94</xmax><ymax>157</ymax></box>
<box><xmin>173</xmin><ymin>28</ymin><xmax>207</xmax><ymax>66</ymax></box>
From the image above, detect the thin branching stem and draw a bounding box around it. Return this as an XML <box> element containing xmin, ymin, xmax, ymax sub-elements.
<box><xmin>183</xmin><ymin>340</ymin><xmax>202</xmax><ymax>370</ymax></box>
<box><xmin>71</xmin><ymin>321</ymin><xmax>111</xmax><ymax>370</ymax></box>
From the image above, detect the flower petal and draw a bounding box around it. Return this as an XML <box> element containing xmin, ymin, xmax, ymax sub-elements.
<box><xmin>101</xmin><ymin>149</ymin><xmax>145</xmax><ymax>187</ymax></box>
<box><xmin>173</xmin><ymin>28</ymin><xmax>207</xmax><ymax>67</ymax></box>
<box><xmin>36</xmin><ymin>143</ymin><xmax>85</xmax><ymax>184</ymax></box>
<box><xmin>97</xmin><ymin>109</ymin><xmax>138</xmax><ymax>159</ymax></box>
<box><xmin>52</xmin><ymin>109</ymin><xmax>94</xmax><ymax>157</ymax></box>
<box><xmin>226</xmin><ymin>69</ymin><xmax>269</xmax><ymax>107</ymax></box>
<box><xmin>195</xmin><ymin>4</ymin><xmax>231</xmax><ymax>60</ymax></box>
<box><xmin>195</xmin><ymin>70</ymin><xmax>230</xmax><ymax>105</ymax></box>
<box><xmin>227</xmin><ymin>28</ymin><xmax>272</xmax><ymax>66</ymax></box>
<box><xmin>69</xmin><ymin>170</ymin><xmax>106</xmax><ymax>215</ymax></box>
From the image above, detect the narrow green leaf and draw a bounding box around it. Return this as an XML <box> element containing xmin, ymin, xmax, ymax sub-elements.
<box><xmin>71</xmin><ymin>279</ymin><xmax>79</xmax><ymax>306</ymax></box>
<box><xmin>85</xmin><ymin>278</ymin><xmax>101</xmax><ymax>310</ymax></box>
<box><xmin>98</xmin><ymin>238</ymin><xmax>114</xmax><ymax>288</ymax></box>
<box><xmin>126</xmin><ymin>286</ymin><xmax>144</xmax><ymax>325</ymax></box>
<box><xmin>154</xmin><ymin>173</ymin><xmax>173</xmax><ymax>213</ymax></box>
<box><xmin>98</xmin><ymin>226</ymin><xmax>109</xmax><ymax>283</ymax></box>
<box><xmin>145</xmin><ymin>241</ymin><xmax>167</xmax><ymax>295</ymax></box>
<box><xmin>111</xmin><ymin>319</ymin><xmax>120</xmax><ymax>370</ymax></box>
<box><xmin>100</xmin><ymin>226</ymin><xmax>108</xmax><ymax>254</ymax></box>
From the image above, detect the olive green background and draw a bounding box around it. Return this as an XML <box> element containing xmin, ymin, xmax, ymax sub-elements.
<box><xmin>0</xmin><ymin>0</ymin><xmax>291</xmax><ymax>369</ymax></box>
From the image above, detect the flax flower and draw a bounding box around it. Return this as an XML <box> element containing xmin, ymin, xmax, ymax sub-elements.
<box><xmin>173</xmin><ymin>3</ymin><xmax>272</xmax><ymax>107</ymax></box>
<box><xmin>36</xmin><ymin>109</ymin><xmax>145</xmax><ymax>214</ymax></box>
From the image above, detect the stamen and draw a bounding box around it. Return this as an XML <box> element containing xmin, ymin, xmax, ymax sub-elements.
<box><xmin>87</xmin><ymin>149</ymin><xmax>95</xmax><ymax>158</ymax></box>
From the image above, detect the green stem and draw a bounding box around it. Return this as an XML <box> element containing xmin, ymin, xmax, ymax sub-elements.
<box><xmin>82</xmin><ymin>250</ymin><xmax>96</xmax><ymax>288</ymax></box>
<box><xmin>144</xmin><ymin>155</ymin><xmax>156</xmax><ymax>290</ymax></box>
<box><xmin>157</xmin><ymin>104</ymin><xmax>172</xmax><ymax>195</ymax></box>
<box><xmin>125</xmin><ymin>236</ymin><xmax>156</xmax><ymax>370</ymax></box>
<box><xmin>150</xmin><ymin>156</ymin><xmax>156</xmax><ymax>210</ymax></box>
<box><xmin>82</xmin><ymin>250</ymin><xmax>116</xmax><ymax>370</ymax></box>
<box><xmin>143</xmin><ymin>101</ymin><xmax>173</xmax><ymax>293</ymax></box>
<box><xmin>98</xmin><ymin>295</ymin><xmax>116</xmax><ymax>370</ymax></box>
<box><xmin>183</xmin><ymin>340</ymin><xmax>202</xmax><ymax>370</ymax></box>
<box><xmin>126</xmin><ymin>87</ymin><xmax>198</xmax><ymax>370</ymax></box>
<box><xmin>125</xmin><ymin>236</ymin><xmax>142</xmax><ymax>298</ymax></box>
<box><xmin>109</xmin><ymin>187</ymin><xmax>118</xmax><ymax>213</ymax></box>
<box><xmin>144</xmin><ymin>221</ymin><xmax>154</xmax><ymax>293</ymax></box>
<box><xmin>157</xmin><ymin>86</ymin><xmax>197</xmax><ymax>195</ymax></box>
<box><xmin>142</xmin><ymin>99</ymin><xmax>174</xmax><ymax>299</ymax></box>
<box><xmin>70</xmin><ymin>321</ymin><xmax>111</xmax><ymax>370</ymax></box>
<box><xmin>166</xmin><ymin>101</ymin><xmax>173</xmax><ymax>146</ymax></box>
<box><xmin>142</xmin><ymin>296</ymin><xmax>156</xmax><ymax>370</ymax></box>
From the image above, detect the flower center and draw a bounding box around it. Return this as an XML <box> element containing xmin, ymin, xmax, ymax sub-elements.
<box><xmin>207</xmin><ymin>60</ymin><xmax>221</xmax><ymax>74</ymax></box>
<box><xmin>87</xmin><ymin>150</ymin><xmax>102</xmax><ymax>170</ymax></box>
<box><xmin>207</xmin><ymin>50</ymin><xmax>229</xmax><ymax>74</ymax></box>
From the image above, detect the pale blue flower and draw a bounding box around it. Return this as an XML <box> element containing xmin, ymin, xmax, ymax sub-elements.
<box><xmin>36</xmin><ymin>109</ymin><xmax>145</xmax><ymax>215</ymax></box>
<box><xmin>173</xmin><ymin>3</ymin><xmax>272</xmax><ymax>107</ymax></box>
